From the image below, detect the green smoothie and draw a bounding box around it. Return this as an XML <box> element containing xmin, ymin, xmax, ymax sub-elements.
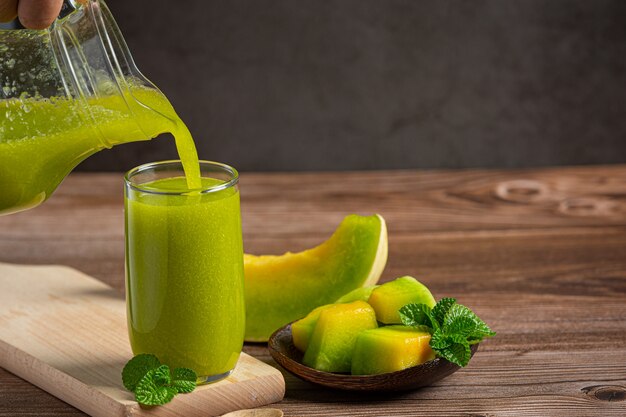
<box><xmin>0</xmin><ymin>86</ymin><xmax>200</xmax><ymax>215</ymax></box>
<box><xmin>125</xmin><ymin>174</ymin><xmax>245</xmax><ymax>379</ymax></box>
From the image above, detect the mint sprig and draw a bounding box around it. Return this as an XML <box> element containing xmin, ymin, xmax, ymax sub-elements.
<box><xmin>122</xmin><ymin>354</ymin><xmax>161</xmax><ymax>391</ymax></box>
<box><xmin>135</xmin><ymin>365</ymin><xmax>177</xmax><ymax>406</ymax></box>
<box><xmin>121</xmin><ymin>354</ymin><xmax>198</xmax><ymax>406</ymax></box>
<box><xmin>399</xmin><ymin>298</ymin><xmax>495</xmax><ymax>367</ymax></box>
<box><xmin>171</xmin><ymin>367</ymin><xmax>197</xmax><ymax>393</ymax></box>
<box><xmin>398</xmin><ymin>302</ymin><xmax>438</xmax><ymax>330</ymax></box>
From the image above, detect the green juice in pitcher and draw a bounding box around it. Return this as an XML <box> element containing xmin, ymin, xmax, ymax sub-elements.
<box><xmin>1</xmin><ymin>0</ymin><xmax>198</xmax><ymax>214</ymax></box>
<box><xmin>0</xmin><ymin>86</ymin><xmax>201</xmax><ymax>214</ymax></box>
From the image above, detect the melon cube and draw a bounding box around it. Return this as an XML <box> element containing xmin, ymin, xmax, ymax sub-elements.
<box><xmin>293</xmin><ymin>284</ymin><xmax>379</xmax><ymax>353</ymax></box>
<box><xmin>367</xmin><ymin>276</ymin><xmax>436</xmax><ymax>324</ymax></box>
<box><xmin>351</xmin><ymin>325</ymin><xmax>436</xmax><ymax>375</ymax></box>
<box><xmin>292</xmin><ymin>305</ymin><xmax>332</xmax><ymax>352</ymax></box>
<box><xmin>302</xmin><ymin>301</ymin><xmax>377</xmax><ymax>373</ymax></box>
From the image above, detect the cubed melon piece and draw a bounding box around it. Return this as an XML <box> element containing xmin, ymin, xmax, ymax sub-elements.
<box><xmin>292</xmin><ymin>305</ymin><xmax>332</xmax><ymax>352</ymax></box>
<box><xmin>302</xmin><ymin>301</ymin><xmax>377</xmax><ymax>373</ymax></box>
<box><xmin>293</xmin><ymin>284</ymin><xmax>378</xmax><ymax>353</ymax></box>
<box><xmin>335</xmin><ymin>285</ymin><xmax>379</xmax><ymax>303</ymax></box>
<box><xmin>368</xmin><ymin>276</ymin><xmax>436</xmax><ymax>324</ymax></box>
<box><xmin>351</xmin><ymin>325</ymin><xmax>436</xmax><ymax>375</ymax></box>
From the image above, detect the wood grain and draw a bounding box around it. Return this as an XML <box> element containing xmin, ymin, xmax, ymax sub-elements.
<box><xmin>0</xmin><ymin>263</ymin><xmax>285</xmax><ymax>417</ymax></box>
<box><xmin>1</xmin><ymin>165</ymin><xmax>626</xmax><ymax>416</ymax></box>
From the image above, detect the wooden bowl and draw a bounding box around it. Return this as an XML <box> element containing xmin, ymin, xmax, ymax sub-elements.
<box><xmin>268</xmin><ymin>323</ymin><xmax>478</xmax><ymax>392</ymax></box>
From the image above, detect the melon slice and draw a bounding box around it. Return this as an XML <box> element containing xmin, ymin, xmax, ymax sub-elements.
<box><xmin>244</xmin><ymin>214</ymin><xmax>388</xmax><ymax>341</ymax></box>
<box><xmin>368</xmin><ymin>276</ymin><xmax>436</xmax><ymax>324</ymax></box>
<box><xmin>292</xmin><ymin>285</ymin><xmax>378</xmax><ymax>353</ymax></box>
<box><xmin>291</xmin><ymin>305</ymin><xmax>332</xmax><ymax>352</ymax></box>
<box><xmin>302</xmin><ymin>301</ymin><xmax>378</xmax><ymax>373</ymax></box>
<box><xmin>351</xmin><ymin>325</ymin><xmax>435</xmax><ymax>375</ymax></box>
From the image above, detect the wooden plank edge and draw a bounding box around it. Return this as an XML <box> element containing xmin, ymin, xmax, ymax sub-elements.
<box><xmin>0</xmin><ymin>339</ymin><xmax>126</xmax><ymax>417</ymax></box>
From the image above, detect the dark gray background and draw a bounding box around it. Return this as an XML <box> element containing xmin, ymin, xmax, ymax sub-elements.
<box><xmin>75</xmin><ymin>1</ymin><xmax>626</xmax><ymax>171</ymax></box>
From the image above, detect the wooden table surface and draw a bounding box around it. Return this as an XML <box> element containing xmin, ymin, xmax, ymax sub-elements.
<box><xmin>1</xmin><ymin>165</ymin><xmax>626</xmax><ymax>416</ymax></box>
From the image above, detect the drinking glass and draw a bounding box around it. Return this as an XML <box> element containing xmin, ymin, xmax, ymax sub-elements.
<box><xmin>124</xmin><ymin>160</ymin><xmax>245</xmax><ymax>383</ymax></box>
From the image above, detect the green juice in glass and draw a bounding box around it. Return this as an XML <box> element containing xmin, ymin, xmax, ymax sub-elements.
<box><xmin>125</xmin><ymin>168</ymin><xmax>245</xmax><ymax>380</ymax></box>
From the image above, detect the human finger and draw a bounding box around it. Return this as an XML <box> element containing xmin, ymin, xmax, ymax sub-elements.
<box><xmin>18</xmin><ymin>0</ymin><xmax>63</xmax><ymax>29</ymax></box>
<box><xmin>0</xmin><ymin>0</ymin><xmax>18</xmax><ymax>23</ymax></box>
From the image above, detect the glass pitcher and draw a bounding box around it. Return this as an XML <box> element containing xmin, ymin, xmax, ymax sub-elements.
<box><xmin>0</xmin><ymin>0</ymin><xmax>179</xmax><ymax>215</ymax></box>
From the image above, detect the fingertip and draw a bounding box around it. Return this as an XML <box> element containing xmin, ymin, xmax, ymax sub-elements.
<box><xmin>18</xmin><ymin>15</ymin><xmax>57</xmax><ymax>29</ymax></box>
<box><xmin>18</xmin><ymin>0</ymin><xmax>63</xmax><ymax>29</ymax></box>
<box><xmin>0</xmin><ymin>0</ymin><xmax>18</xmax><ymax>23</ymax></box>
<box><xmin>0</xmin><ymin>13</ymin><xmax>17</xmax><ymax>24</ymax></box>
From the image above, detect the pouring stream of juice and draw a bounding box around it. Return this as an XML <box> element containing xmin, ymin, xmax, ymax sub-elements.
<box><xmin>0</xmin><ymin>86</ymin><xmax>201</xmax><ymax>214</ymax></box>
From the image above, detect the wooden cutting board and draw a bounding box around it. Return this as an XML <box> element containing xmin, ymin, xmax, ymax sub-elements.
<box><xmin>0</xmin><ymin>262</ymin><xmax>285</xmax><ymax>417</ymax></box>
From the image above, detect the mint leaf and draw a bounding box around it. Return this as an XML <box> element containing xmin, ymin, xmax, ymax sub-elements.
<box><xmin>399</xmin><ymin>297</ymin><xmax>496</xmax><ymax>367</ymax></box>
<box><xmin>429</xmin><ymin>329</ymin><xmax>452</xmax><ymax>350</ymax></box>
<box><xmin>436</xmin><ymin>335</ymin><xmax>472</xmax><ymax>367</ymax></box>
<box><xmin>435</xmin><ymin>302</ymin><xmax>495</xmax><ymax>366</ymax></box>
<box><xmin>171</xmin><ymin>368</ymin><xmax>197</xmax><ymax>393</ymax></box>
<box><xmin>135</xmin><ymin>365</ymin><xmax>177</xmax><ymax>406</ymax></box>
<box><xmin>444</xmin><ymin>314</ymin><xmax>479</xmax><ymax>338</ymax></box>
<box><xmin>122</xmin><ymin>355</ymin><xmax>199</xmax><ymax>406</ymax></box>
<box><xmin>431</xmin><ymin>297</ymin><xmax>456</xmax><ymax>327</ymax></box>
<box><xmin>443</xmin><ymin>303</ymin><xmax>496</xmax><ymax>341</ymax></box>
<box><xmin>122</xmin><ymin>354</ymin><xmax>161</xmax><ymax>391</ymax></box>
<box><xmin>399</xmin><ymin>303</ymin><xmax>437</xmax><ymax>330</ymax></box>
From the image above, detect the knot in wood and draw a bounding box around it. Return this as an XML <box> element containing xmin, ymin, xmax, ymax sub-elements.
<box><xmin>558</xmin><ymin>197</ymin><xmax>620</xmax><ymax>217</ymax></box>
<box><xmin>581</xmin><ymin>385</ymin><xmax>626</xmax><ymax>402</ymax></box>
<box><xmin>494</xmin><ymin>180</ymin><xmax>549</xmax><ymax>204</ymax></box>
